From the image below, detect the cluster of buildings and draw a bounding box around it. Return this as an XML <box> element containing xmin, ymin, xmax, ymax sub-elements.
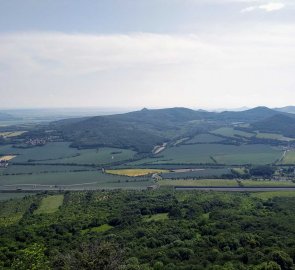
<box><xmin>0</xmin><ymin>159</ymin><xmax>9</xmax><ymax>168</ymax></box>
<box><xmin>24</xmin><ymin>135</ymin><xmax>60</xmax><ymax>147</ymax></box>
<box><xmin>25</xmin><ymin>138</ymin><xmax>47</xmax><ymax>146</ymax></box>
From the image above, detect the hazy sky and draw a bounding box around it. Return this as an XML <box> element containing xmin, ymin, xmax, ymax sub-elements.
<box><xmin>0</xmin><ymin>0</ymin><xmax>294</xmax><ymax>109</ymax></box>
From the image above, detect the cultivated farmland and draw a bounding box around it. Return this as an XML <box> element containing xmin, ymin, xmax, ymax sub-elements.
<box><xmin>106</xmin><ymin>168</ymin><xmax>169</xmax><ymax>177</ymax></box>
<box><xmin>212</xmin><ymin>127</ymin><xmax>254</xmax><ymax>138</ymax></box>
<box><xmin>281</xmin><ymin>150</ymin><xmax>295</xmax><ymax>164</ymax></box>
<box><xmin>184</xmin><ymin>133</ymin><xmax>224</xmax><ymax>144</ymax></box>
<box><xmin>131</xmin><ymin>144</ymin><xmax>282</xmax><ymax>165</ymax></box>
<box><xmin>255</xmin><ymin>132</ymin><xmax>295</xmax><ymax>141</ymax></box>
<box><xmin>0</xmin><ymin>171</ymin><xmax>153</xmax><ymax>189</ymax></box>
<box><xmin>158</xmin><ymin>179</ymin><xmax>239</xmax><ymax>187</ymax></box>
<box><xmin>0</xmin><ymin>143</ymin><xmax>135</xmax><ymax>165</ymax></box>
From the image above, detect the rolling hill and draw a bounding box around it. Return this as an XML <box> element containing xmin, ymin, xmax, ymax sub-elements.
<box><xmin>47</xmin><ymin>106</ymin><xmax>294</xmax><ymax>152</ymax></box>
<box><xmin>215</xmin><ymin>106</ymin><xmax>285</xmax><ymax>122</ymax></box>
<box><xmin>275</xmin><ymin>106</ymin><xmax>295</xmax><ymax>114</ymax></box>
<box><xmin>251</xmin><ymin>114</ymin><xmax>295</xmax><ymax>138</ymax></box>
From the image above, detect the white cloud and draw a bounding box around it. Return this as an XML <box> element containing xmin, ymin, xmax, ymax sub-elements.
<box><xmin>0</xmin><ymin>26</ymin><xmax>294</xmax><ymax>109</ymax></box>
<box><xmin>241</xmin><ymin>2</ymin><xmax>285</xmax><ymax>12</ymax></box>
<box><xmin>259</xmin><ymin>2</ymin><xmax>285</xmax><ymax>11</ymax></box>
<box><xmin>241</xmin><ymin>6</ymin><xmax>257</xmax><ymax>12</ymax></box>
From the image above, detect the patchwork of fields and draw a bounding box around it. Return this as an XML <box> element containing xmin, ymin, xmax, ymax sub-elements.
<box><xmin>129</xmin><ymin>144</ymin><xmax>282</xmax><ymax>166</ymax></box>
<box><xmin>0</xmin><ymin>128</ymin><xmax>294</xmax><ymax>192</ymax></box>
<box><xmin>0</xmin><ymin>143</ymin><xmax>135</xmax><ymax>165</ymax></box>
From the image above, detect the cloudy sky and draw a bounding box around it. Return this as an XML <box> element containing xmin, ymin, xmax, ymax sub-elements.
<box><xmin>0</xmin><ymin>0</ymin><xmax>294</xmax><ymax>109</ymax></box>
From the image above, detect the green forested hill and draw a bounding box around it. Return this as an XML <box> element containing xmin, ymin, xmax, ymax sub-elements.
<box><xmin>51</xmin><ymin>108</ymin><xmax>216</xmax><ymax>152</ymax></box>
<box><xmin>251</xmin><ymin>114</ymin><xmax>295</xmax><ymax>138</ymax></box>
<box><xmin>49</xmin><ymin>106</ymin><xmax>294</xmax><ymax>153</ymax></box>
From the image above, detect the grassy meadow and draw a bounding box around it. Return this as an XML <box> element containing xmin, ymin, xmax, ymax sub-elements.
<box><xmin>34</xmin><ymin>194</ymin><xmax>64</xmax><ymax>214</ymax></box>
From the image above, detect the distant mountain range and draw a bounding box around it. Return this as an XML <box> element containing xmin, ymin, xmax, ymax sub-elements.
<box><xmin>46</xmin><ymin>106</ymin><xmax>295</xmax><ymax>152</ymax></box>
<box><xmin>275</xmin><ymin>106</ymin><xmax>295</xmax><ymax>114</ymax></box>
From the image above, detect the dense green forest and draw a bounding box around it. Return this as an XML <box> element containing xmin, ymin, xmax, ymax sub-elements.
<box><xmin>1</xmin><ymin>190</ymin><xmax>295</xmax><ymax>269</ymax></box>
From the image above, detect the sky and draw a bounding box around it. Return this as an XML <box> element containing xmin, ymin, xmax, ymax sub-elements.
<box><xmin>0</xmin><ymin>0</ymin><xmax>294</xmax><ymax>110</ymax></box>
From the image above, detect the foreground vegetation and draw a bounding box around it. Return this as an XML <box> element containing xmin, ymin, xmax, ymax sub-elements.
<box><xmin>1</xmin><ymin>190</ymin><xmax>295</xmax><ymax>269</ymax></box>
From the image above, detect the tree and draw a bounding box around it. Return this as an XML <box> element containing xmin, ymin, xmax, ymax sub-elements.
<box><xmin>54</xmin><ymin>240</ymin><xmax>124</xmax><ymax>270</ymax></box>
<box><xmin>254</xmin><ymin>261</ymin><xmax>281</xmax><ymax>270</ymax></box>
<box><xmin>11</xmin><ymin>244</ymin><xmax>50</xmax><ymax>270</ymax></box>
<box><xmin>270</xmin><ymin>251</ymin><xmax>294</xmax><ymax>270</ymax></box>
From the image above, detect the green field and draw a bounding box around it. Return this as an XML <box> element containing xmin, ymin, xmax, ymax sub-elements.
<box><xmin>0</xmin><ymin>143</ymin><xmax>135</xmax><ymax>165</ymax></box>
<box><xmin>212</xmin><ymin>127</ymin><xmax>254</xmax><ymax>138</ymax></box>
<box><xmin>1</xmin><ymin>164</ymin><xmax>95</xmax><ymax>175</ymax></box>
<box><xmin>45</xmin><ymin>147</ymin><xmax>135</xmax><ymax>165</ymax></box>
<box><xmin>158</xmin><ymin>179</ymin><xmax>238</xmax><ymax>187</ymax></box>
<box><xmin>281</xmin><ymin>150</ymin><xmax>295</xmax><ymax>164</ymax></box>
<box><xmin>0</xmin><ymin>170</ymin><xmax>153</xmax><ymax>189</ymax></box>
<box><xmin>130</xmin><ymin>144</ymin><xmax>282</xmax><ymax>165</ymax></box>
<box><xmin>161</xmin><ymin>168</ymin><xmax>230</xmax><ymax>179</ymax></box>
<box><xmin>241</xmin><ymin>180</ymin><xmax>295</xmax><ymax>187</ymax></box>
<box><xmin>34</xmin><ymin>195</ymin><xmax>64</xmax><ymax>214</ymax></box>
<box><xmin>256</xmin><ymin>132</ymin><xmax>294</xmax><ymax>141</ymax></box>
<box><xmin>185</xmin><ymin>133</ymin><xmax>224</xmax><ymax>144</ymax></box>
<box><xmin>0</xmin><ymin>143</ymin><xmax>77</xmax><ymax>162</ymax></box>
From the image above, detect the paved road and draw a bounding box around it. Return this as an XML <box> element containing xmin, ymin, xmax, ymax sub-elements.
<box><xmin>1</xmin><ymin>186</ymin><xmax>295</xmax><ymax>193</ymax></box>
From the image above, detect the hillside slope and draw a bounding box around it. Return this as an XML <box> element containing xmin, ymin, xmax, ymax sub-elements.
<box><xmin>251</xmin><ymin>114</ymin><xmax>295</xmax><ymax>138</ymax></box>
<box><xmin>50</xmin><ymin>106</ymin><xmax>294</xmax><ymax>152</ymax></box>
